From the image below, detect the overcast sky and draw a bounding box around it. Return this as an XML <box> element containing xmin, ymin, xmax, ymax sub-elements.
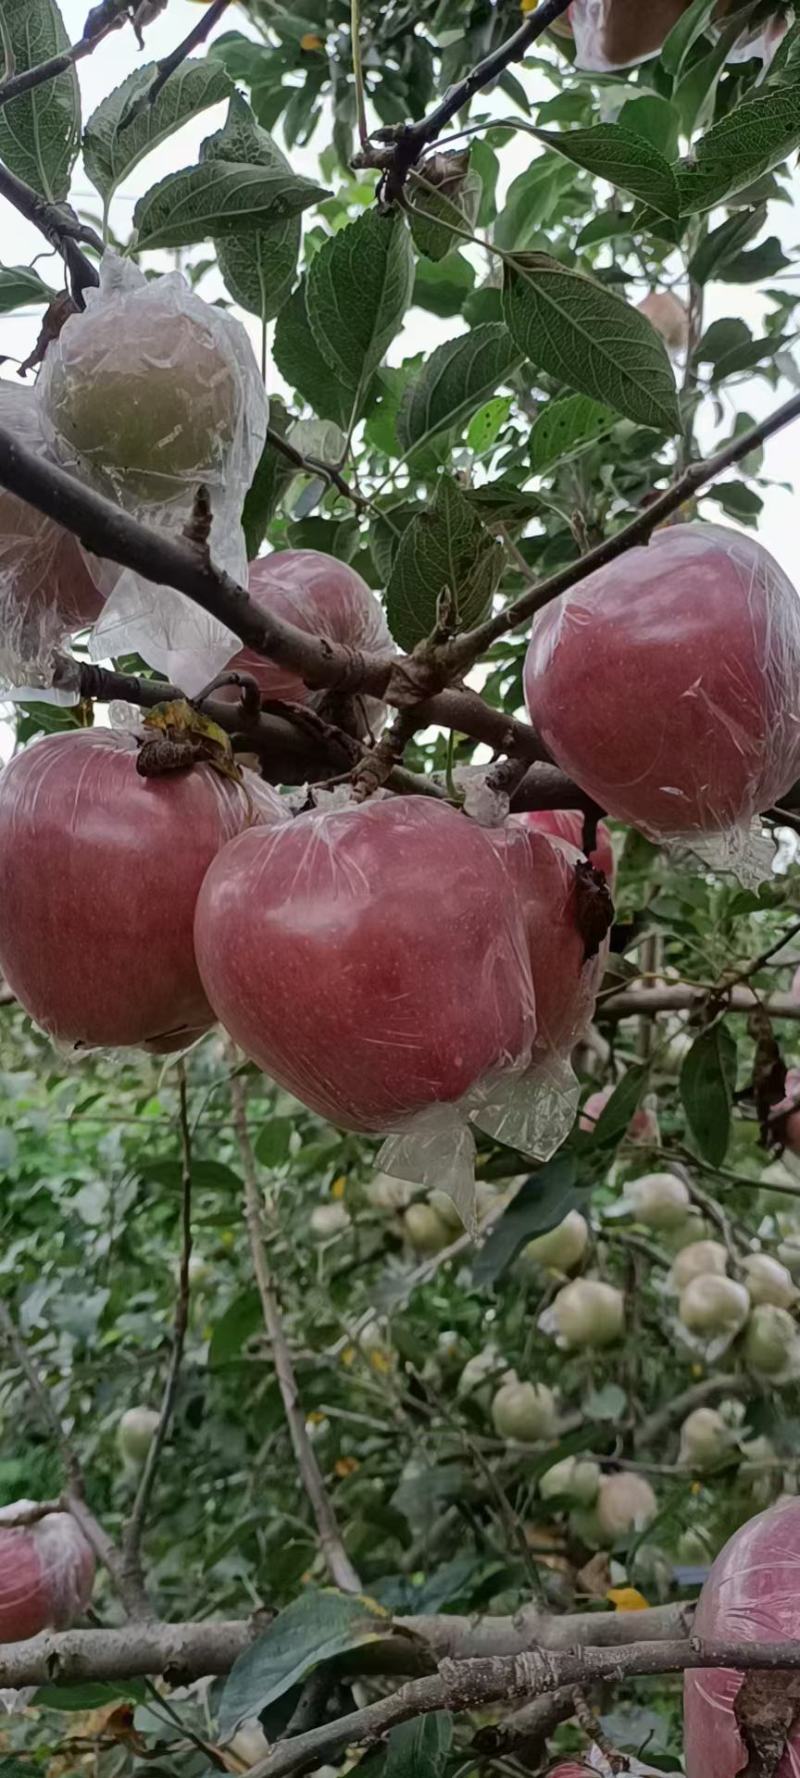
<box><xmin>1</xmin><ymin>0</ymin><xmax>799</xmax><ymax>762</ymax></box>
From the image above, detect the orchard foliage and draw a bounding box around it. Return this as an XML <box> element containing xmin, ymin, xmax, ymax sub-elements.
<box><xmin>4</xmin><ymin>0</ymin><xmax>800</xmax><ymax>1776</ymax></box>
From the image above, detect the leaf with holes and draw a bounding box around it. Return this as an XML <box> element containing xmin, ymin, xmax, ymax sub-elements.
<box><xmin>385</xmin><ymin>475</ymin><xmax>503</xmax><ymax>651</ymax></box>
<box><xmin>679</xmin><ymin>84</ymin><xmax>800</xmax><ymax>214</ymax></box>
<box><xmin>307</xmin><ymin>209</ymin><xmax>414</xmax><ymax>394</ymax></box>
<box><xmin>680</xmin><ymin>1024</ymin><xmax>737</xmax><ymax>1167</ymax></box>
<box><xmin>530</xmin><ymin>124</ymin><xmax>680</xmax><ymax>219</ymax></box>
<box><xmin>133</xmin><ymin>157</ymin><xmax>326</xmax><ymax>251</ymax></box>
<box><xmin>502</xmin><ymin>254</ymin><xmax>680</xmax><ymax>435</ymax></box>
<box><xmin>204</xmin><ymin>95</ymin><xmax>300</xmax><ymax>321</ymax></box>
<box><xmin>531</xmin><ymin>392</ymin><xmax>618</xmax><ymax>474</ymax></box>
<box><xmin>84</xmin><ymin>58</ymin><xmax>232</xmax><ymax>209</ymax></box>
<box><xmin>0</xmin><ymin>0</ymin><xmax>80</xmax><ymax>201</ymax></box>
<box><xmin>397</xmin><ymin>325</ymin><xmax>522</xmax><ymax>455</ymax></box>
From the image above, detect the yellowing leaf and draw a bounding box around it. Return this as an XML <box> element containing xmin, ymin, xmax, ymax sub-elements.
<box><xmin>607</xmin><ymin>1587</ymin><xmax>650</xmax><ymax>1612</ymax></box>
<box><xmin>334</xmin><ymin>1456</ymin><xmax>360</xmax><ymax>1477</ymax></box>
<box><xmin>300</xmin><ymin>32</ymin><xmax>323</xmax><ymax>48</ymax></box>
<box><xmin>331</xmin><ymin>1175</ymin><xmax>347</xmax><ymax>1200</ymax></box>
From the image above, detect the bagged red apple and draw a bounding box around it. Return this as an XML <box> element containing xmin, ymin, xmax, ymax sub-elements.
<box><xmin>524</xmin><ymin>524</ymin><xmax>800</xmax><ymax>864</ymax></box>
<box><xmin>0</xmin><ymin>1503</ymin><xmax>94</xmax><ymax>1643</ymax></box>
<box><xmin>37</xmin><ymin>254</ymin><xmax>268</xmax><ymax>693</ymax></box>
<box><xmin>685</xmin><ymin>1496</ymin><xmax>800</xmax><ymax>1778</ymax></box>
<box><xmin>194</xmin><ymin>795</ymin><xmax>540</xmax><ymax>1221</ymax></box>
<box><xmin>0</xmin><ymin>727</ymin><xmax>286</xmax><ymax>1053</ymax></box>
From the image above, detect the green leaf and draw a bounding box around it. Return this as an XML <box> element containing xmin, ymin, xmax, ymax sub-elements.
<box><xmin>133</xmin><ymin>156</ymin><xmax>326</xmax><ymax>252</ymax></box>
<box><xmin>255</xmin><ymin>1116</ymin><xmax>294</xmax><ymax>1168</ymax></box>
<box><xmin>307</xmin><ymin>209</ymin><xmax>414</xmax><ymax>393</ymax></box>
<box><xmin>681</xmin><ymin>1024</ymin><xmax>737</xmax><ymax>1167</ymax></box>
<box><xmin>84</xmin><ymin>58</ymin><xmax>232</xmax><ymax>209</ymax></box>
<box><xmin>413</xmin><ymin>251</ymin><xmax>475</xmax><ymax>317</ymax></box>
<box><xmin>382</xmin><ymin>1714</ymin><xmax>453</xmax><ymax>1778</ymax></box>
<box><xmin>618</xmin><ymin>94</ymin><xmax>680</xmax><ymax>161</ymax></box>
<box><xmin>386</xmin><ymin>474</ymin><xmax>503</xmax><ymax>651</ymax></box>
<box><xmin>397</xmin><ymin>324</ymin><xmax>522</xmax><ymax>455</ymax></box>
<box><xmin>530</xmin><ymin>124</ymin><xmax>680</xmax><ymax>219</ymax></box>
<box><xmin>0</xmin><ymin>0</ymin><xmax>80</xmax><ymax>201</ymax></box>
<box><xmin>583</xmin><ymin>1064</ymin><xmax>650</xmax><ymax>1149</ymax></box>
<box><xmin>688</xmin><ymin>206</ymin><xmax>766</xmax><ymax>284</ymax></box>
<box><xmin>273</xmin><ymin>280</ymin><xmax>353</xmax><ymax>427</ymax></box>
<box><xmin>209</xmin><ymin>1290</ymin><xmax>263</xmax><ymax>1369</ymax></box>
<box><xmin>659</xmin><ymin>0</ymin><xmax>717</xmax><ymax>76</ymax></box>
<box><xmin>718</xmin><ymin>236</ymin><xmax>791</xmax><ymax>284</ymax></box>
<box><xmin>408</xmin><ymin>157</ymin><xmax>482</xmax><ymax>260</ymax></box>
<box><xmin>467</xmin><ymin>396</ymin><xmax>512</xmax><ymax>452</ymax></box>
<box><xmin>679</xmin><ymin>84</ymin><xmax>800</xmax><ymax>215</ymax></box>
<box><xmin>242</xmin><ymin>399</ymin><xmax>295</xmax><ymax>558</ymax></box>
<box><xmin>205</xmin><ymin>94</ymin><xmax>300</xmax><ymax>321</ymax></box>
<box><xmin>0</xmin><ymin>262</ymin><xmax>55</xmax><ymax>312</ymax></box>
<box><xmin>531</xmin><ymin>392</ymin><xmax>618</xmax><ymax>474</ymax></box>
<box><xmin>218</xmin><ymin>1590</ymin><xmax>390</xmax><ymax>1733</ymax></box>
<box><xmin>494</xmin><ymin>155</ymin><xmax>576</xmax><ymax>252</ymax></box>
<box><xmin>472</xmin><ymin>1155</ymin><xmax>581</xmax><ymax>1287</ymax></box>
<box><xmin>502</xmin><ymin>255</ymin><xmax>680</xmax><ymax>435</ymax></box>
<box><xmin>712</xmin><ymin>480</ymin><xmax>763</xmax><ymax>523</ymax></box>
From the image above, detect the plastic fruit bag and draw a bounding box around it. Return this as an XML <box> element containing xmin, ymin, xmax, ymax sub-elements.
<box><xmin>38</xmin><ymin>255</ymin><xmax>268</xmax><ymax>693</ymax></box>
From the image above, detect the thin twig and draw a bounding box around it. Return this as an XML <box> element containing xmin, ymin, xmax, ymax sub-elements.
<box><xmin>266</xmin><ymin>424</ymin><xmax>369</xmax><ymax>509</ymax></box>
<box><xmin>121</xmin><ymin>0</ymin><xmax>231</xmax><ymax>127</ymax></box>
<box><xmin>121</xmin><ymin>1061</ymin><xmax>194</xmax><ymax>1600</ymax></box>
<box><xmin>0</xmin><ymin>0</ymin><xmax>130</xmax><ymax>109</ymax></box>
<box><xmin>227</xmin><ymin>1051</ymin><xmax>362</xmax><ymax>1594</ymax></box>
<box><xmin>0</xmin><ymin>163</ymin><xmax>100</xmax><ymax>304</ymax></box>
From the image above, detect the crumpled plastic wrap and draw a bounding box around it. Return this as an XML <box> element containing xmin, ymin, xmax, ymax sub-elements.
<box><xmin>0</xmin><ymin>1503</ymin><xmax>95</xmax><ymax>1643</ymax></box>
<box><xmin>0</xmin><ymin>727</ymin><xmax>287</xmax><ymax>1054</ymax></box>
<box><xmin>223</xmin><ymin>549</ymin><xmax>392</xmax><ymax>729</ymax></box>
<box><xmin>524</xmin><ymin>522</ymin><xmax>800</xmax><ymax>865</ymax></box>
<box><xmin>559</xmin><ymin>1</ymin><xmax>784</xmax><ymax>72</ymax></box>
<box><xmin>0</xmin><ymin>382</ymin><xmax>106</xmax><ymax>692</ymax></box>
<box><xmin>684</xmin><ymin>1496</ymin><xmax>800</xmax><ymax>1778</ymax></box>
<box><xmin>194</xmin><ymin>796</ymin><xmax>541</xmax><ymax>1226</ymax></box>
<box><xmin>37</xmin><ymin>255</ymin><xmax>268</xmax><ymax>693</ymax></box>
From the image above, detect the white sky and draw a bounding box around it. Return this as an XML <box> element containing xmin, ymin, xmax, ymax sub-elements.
<box><xmin>0</xmin><ymin>0</ymin><xmax>799</xmax><ymax>766</ymax></box>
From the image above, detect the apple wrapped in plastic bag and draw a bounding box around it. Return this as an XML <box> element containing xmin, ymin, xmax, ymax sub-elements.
<box><xmin>0</xmin><ymin>1503</ymin><xmax>95</xmax><ymax>1643</ymax></box>
<box><xmin>37</xmin><ymin>254</ymin><xmax>267</xmax><ymax>693</ymax></box>
<box><xmin>0</xmin><ymin>382</ymin><xmax>106</xmax><ymax>693</ymax></box>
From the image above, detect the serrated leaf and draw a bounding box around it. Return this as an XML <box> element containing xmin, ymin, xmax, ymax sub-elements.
<box><xmin>408</xmin><ymin>161</ymin><xmax>482</xmax><ymax>261</ymax></box>
<box><xmin>84</xmin><ymin>59</ymin><xmax>232</xmax><ymax>209</ymax></box>
<box><xmin>0</xmin><ymin>263</ymin><xmax>54</xmax><ymax>313</ymax></box>
<box><xmin>0</xmin><ymin>0</ymin><xmax>80</xmax><ymax>201</ymax></box>
<box><xmin>397</xmin><ymin>324</ymin><xmax>522</xmax><ymax>455</ymax></box>
<box><xmin>386</xmin><ymin>475</ymin><xmax>503</xmax><ymax>650</ymax></box>
<box><xmin>531</xmin><ymin>392</ymin><xmax>617</xmax><ymax>474</ymax></box>
<box><xmin>273</xmin><ymin>280</ymin><xmax>353</xmax><ymax>427</ymax></box>
<box><xmin>680</xmin><ymin>1024</ymin><xmax>737</xmax><ymax>1167</ymax></box>
<box><xmin>204</xmin><ymin>95</ymin><xmax>300</xmax><ymax>320</ymax></box>
<box><xmin>218</xmin><ymin>1590</ymin><xmax>389</xmax><ymax>1734</ymax></box>
<box><xmin>242</xmin><ymin>399</ymin><xmax>295</xmax><ymax>558</ymax></box>
<box><xmin>382</xmin><ymin>1714</ymin><xmax>453</xmax><ymax>1778</ymax></box>
<box><xmin>502</xmin><ymin>255</ymin><xmax>680</xmax><ymax>435</ymax></box>
<box><xmin>472</xmin><ymin>1155</ymin><xmax>581</xmax><ymax>1287</ymax></box>
<box><xmin>678</xmin><ymin>84</ymin><xmax>800</xmax><ymax>215</ymax></box>
<box><xmin>133</xmin><ymin>157</ymin><xmax>326</xmax><ymax>251</ymax></box>
<box><xmin>307</xmin><ymin>209</ymin><xmax>414</xmax><ymax>394</ymax></box>
<box><xmin>530</xmin><ymin>124</ymin><xmax>680</xmax><ymax>219</ymax></box>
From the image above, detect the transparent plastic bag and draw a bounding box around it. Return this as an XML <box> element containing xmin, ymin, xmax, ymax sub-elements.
<box><xmin>37</xmin><ymin>255</ymin><xmax>268</xmax><ymax>693</ymax></box>
<box><xmin>0</xmin><ymin>727</ymin><xmax>287</xmax><ymax>1054</ymax></box>
<box><xmin>0</xmin><ymin>382</ymin><xmax>106</xmax><ymax>691</ymax></box>
<box><xmin>0</xmin><ymin>1503</ymin><xmax>95</xmax><ymax>1642</ymax></box>
<box><xmin>194</xmin><ymin>795</ymin><xmax>539</xmax><ymax>1228</ymax></box>
<box><xmin>524</xmin><ymin>523</ymin><xmax>800</xmax><ymax>855</ymax></box>
<box><xmin>684</xmin><ymin>1497</ymin><xmax>800</xmax><ymax>1778</ymax></box>
<box><xmin>567</xmin><ymin>0</ymin><xmax>692</xmax><ymax>70</ymax></box>
<box><xmin>222</xmin><ymin>549</ymin><xmax>393</xmax><ymax>729</ymax></box>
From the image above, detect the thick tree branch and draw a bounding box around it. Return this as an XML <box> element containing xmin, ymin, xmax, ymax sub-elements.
<box><xmin>0</xmin><ymin>1601</ymin><xmax>690</xmax><ymax>1690</ymax></box>
<box><xmin>600</xmin><ymin>985</ymin><xmax>800</xmax><ymax>1023</ymax></box>
<box><xmin>121</xmin><ymin>1062</ymin><xmax>193</xmax><ymax>1599</ymax></box>
<box><xmin>0</xmin><ymin>0</ymin><xmax>130</xmax><ymax>109</ymax></box>
<box><xmin>442</xmin><ymin>391</ymin><xmax>800</xmax><ymax>675</ymax></box>
<box><xmin>228</xmin><ymin>1056</ymin><xmax>362</xmax><ymax>1594</ymax></box>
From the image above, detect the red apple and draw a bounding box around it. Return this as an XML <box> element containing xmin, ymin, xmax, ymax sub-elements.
<box><xmin>0</xmin><ymin>729</ymin><xmax>285</xmax><ymax>1051</ymax></box>
<box><xmin>0</xmin><ymin>1505</ymin><xmax>95</xmax><ymax>1643</ymax></box>
<box><xmin>524</xmin><ymin>524</ymin><xmax>800</xmax><ymax>841</ymax></box>
<box><xmin>225</xmin><ymin>550</ymin><xmax>391</xmax><ymax>707</ymax></box>
<box><xmin>489</xmin><ymin>821</ymin><xmax>607</xmax><ymax>1058</ymax></box>
<box><xmin>517</xmin><ymin>808</ymin><xmax>615</xmax><ymax>884</ymax></box>
<box><xmin>194</xmin><ymin>797</ymin><xmax>533</xmax><ymax>1132</ymax></box>
<box><xmin>684</xmin><ymin>1498</ymin><xmax>800</xmax><ymax>1778</ymax></box>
